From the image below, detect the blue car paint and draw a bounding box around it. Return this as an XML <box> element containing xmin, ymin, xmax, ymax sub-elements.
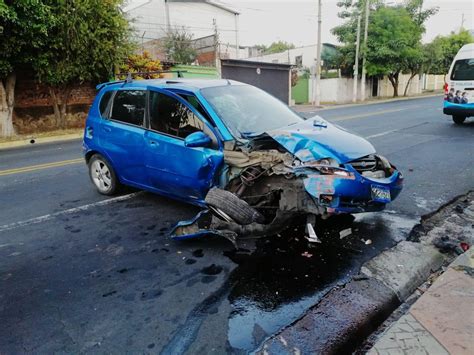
<box><xmin>267</xmin><ymin>119</ymin><xmax>376</xmax><ymax>163</ymax></box>
<box><xmin>84</xmin><ymin>80</ymin><xmax>227</xmax><ymax>206</ymax></box>
<box><xmin>84</xmin><ymin>79</ymin><xmax>403</xmax><ymax>241</ymax></box>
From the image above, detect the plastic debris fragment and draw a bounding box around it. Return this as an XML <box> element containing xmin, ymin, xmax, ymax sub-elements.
<box><xmin>305</xmin><ymin>223</ymin><xmax>321</xmax><ymax>243</ymax></box>
<box><xmin>339</xmin><ymin>228</ymin><xmax>352</xmax><ymax>239</ymax></box>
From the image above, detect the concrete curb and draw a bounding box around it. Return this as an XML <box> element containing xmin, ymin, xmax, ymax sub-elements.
<box><xmin>0</xmin><ymin>132</ymin><xmax>83</xmax><ymax>151</ymax></box>
<box><xmin>293</xmin><ymin>92</ymin><xmax>443</xmax><ymax>112</ymax></box>
<box><xmin>258</xmin><ymin>242</ymin><xmax>446</xmax><ymax>354</ymax></box>
<box><xmin>259</xmin><ymin>193</ymin><xmax>473</xmax><ymax>354</ymax></box>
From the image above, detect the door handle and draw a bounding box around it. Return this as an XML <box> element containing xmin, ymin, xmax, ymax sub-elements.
<box><xmin>102</xmin><ymin>126</ymin><xmax>112</xmax><ymax>133</ymax></box>
<box><xmin>149</xmin><ymin>140</ymin><xmax>159</xmax><ymax>147</ymax></box>
<box><xmin>86</xmin><ymin>126</ymin><xmax>93</xmax><ymax>138</ymax></box>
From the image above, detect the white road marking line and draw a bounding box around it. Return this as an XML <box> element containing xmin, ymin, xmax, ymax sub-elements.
<box><xmin>0</xmin><ymin>192</ymin><xmax>141</xmax><ymax>233</ymax></box>
<box><xmin>365</xmin><ymin>129</ymin><xmax>398</xmax><ymax>139</ymax></box>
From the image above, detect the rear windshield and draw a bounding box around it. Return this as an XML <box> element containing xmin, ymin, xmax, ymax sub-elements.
<box><xmin>451</xmin><ymin>59</ymin><xmax>474</xmax><ymax>80</ymax></box>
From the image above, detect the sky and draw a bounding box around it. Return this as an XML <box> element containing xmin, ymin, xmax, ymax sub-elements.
<box><xmin>127</xmin><ymin>0</ymin><xmax>474</xmax><ymax>47</ymax></box>
<box><xmin>215</xmin><ymin>0</ymin><xmax>474</xmax><ymax>46</ymax></box>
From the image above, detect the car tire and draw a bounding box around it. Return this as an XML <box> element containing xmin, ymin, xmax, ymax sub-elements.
<box><xmin>205</xmin><ymin>187</ymin><xmax>265</xmax><ymax>225</ymax></box>
<box><xmin>452</xmin><ymin>115</ymin><xmax>466</xmax><ymax>125</ymax></box>
<box><xmin>88</xmin><ymin>154</ymin><xmax>120</xmax><ymax>195</ymax></box>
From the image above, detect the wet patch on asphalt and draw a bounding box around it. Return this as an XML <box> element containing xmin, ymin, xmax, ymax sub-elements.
<box><xmin>224</xmin><ymin>212</ymin><xmax>417</xmax><ymax>352</ymax></box>
<box><xmin>0</xmin><ymin>190</ymin><xmax>418</xmax><ymax>354</ymax></box>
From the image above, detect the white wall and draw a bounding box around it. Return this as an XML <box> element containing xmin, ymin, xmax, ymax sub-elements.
<box><xmin>308</xmin><ymin>78</ymin><xmax>372</xmax><ymax>104</ymax></box>
<box><xmin>127</xmin><ymin>0</ymin><xmax>239</xmax><ymax>56</ymax></box>
<box><xmin>305</xmin><ymin>73</ymin><xmax>445</xmax><ymax>105</ymax></box>
<box><xmin>246</xmin><ymin>45</ymin><xmax>318</xmax><ymax>67</ymax></box>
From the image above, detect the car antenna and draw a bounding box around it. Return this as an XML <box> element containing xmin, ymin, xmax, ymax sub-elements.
<box><xmin>226</xmin><ymin>79</ymin><xmax>231</xmax><ymax>85</ymax></box>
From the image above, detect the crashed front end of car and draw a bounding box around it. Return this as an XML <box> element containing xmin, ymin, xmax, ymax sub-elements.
<box><xmin>171</xmin><ymin>118</ymin><xmax>403</xmax><ymax>242</ymax></box>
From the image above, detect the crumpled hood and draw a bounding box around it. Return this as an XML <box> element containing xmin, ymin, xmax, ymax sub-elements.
<box><xmin>266</xmin><ymin>117</ymin><xmax>376</xmax><ymax>163</ymax></box>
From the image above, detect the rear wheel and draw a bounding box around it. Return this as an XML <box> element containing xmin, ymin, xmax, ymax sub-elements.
<box><xmin>88</xmin><ymin>154</ymin><xmax>119</xmax><ymax>195</ymax></box>
<box><xmin>452</xmin><ymin>115</ymin><xmax>466</xmax><ymax>125</ymax></box>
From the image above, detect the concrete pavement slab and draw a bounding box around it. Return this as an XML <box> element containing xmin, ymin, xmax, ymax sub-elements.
<box><xmin>369</xmin><ymin>249</ymin><xmax>474</xmax><ymax>355</ymax></box>
<box><xmin>410</xmin><ymin>253</ymin><xmax>474</xmax><ymax>355</ymax></box>
<box><xmin>368</xmin><ymin>313</ymin><xmax>448</xmax><ymax>355</ymax></box>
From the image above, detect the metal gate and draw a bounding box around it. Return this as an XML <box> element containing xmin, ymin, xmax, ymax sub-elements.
<box><xmin>220</xmin><ymin>59</ymin><xmax>292</xmax><ymax>105</ymax></box>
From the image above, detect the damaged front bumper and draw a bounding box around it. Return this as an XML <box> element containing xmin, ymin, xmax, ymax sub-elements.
<box><xmin>170</xmin><ymin>165</ymin><xmax>403</xmax><ymax>242</ymax></box>
<box><xmin>303</xmin><ymin>164</ymin><xmax>403</xmax><ymax>214</ymax></box>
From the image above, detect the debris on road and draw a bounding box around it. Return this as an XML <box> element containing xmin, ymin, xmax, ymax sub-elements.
<box><xmin>339</xmin><ymin>228</ymin><xmax>352</xmax><ymax>239</ymax></box>
<box><xmin>305</xmin><ymin>223</ymin><xmax>321</xmax><ymax>243</ymax></box>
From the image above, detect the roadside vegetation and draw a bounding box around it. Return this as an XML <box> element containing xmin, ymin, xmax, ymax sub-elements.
<box><xmin>0</xmin><ymin>0</ymin><xmax>131</xmax><ymax>138</ymax></box>
<box><xmin>332</xmin><ymin>0</ymin><xmax>473</xmax><ymax>97</ymax></box>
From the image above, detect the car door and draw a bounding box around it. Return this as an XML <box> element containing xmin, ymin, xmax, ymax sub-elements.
<box><xmin>144</xmin><ymin>88</ymin><xmax>224</xmax><ymax>202</ymax></box>
<box><xmin>99</xmin><ymin>89</ymin><xmax>148</xmax><ymax>186</ymax></box>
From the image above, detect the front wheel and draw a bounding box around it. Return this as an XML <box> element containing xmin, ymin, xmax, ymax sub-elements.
<box><xmin>88</xmin><ymin>154</ymin><xmax>119</xmax><ymax>195</ymax></box>
<box><xmin>452</xmin><ymin>115</ymin><xmax>466</xmax><ymax>125</ymax></box>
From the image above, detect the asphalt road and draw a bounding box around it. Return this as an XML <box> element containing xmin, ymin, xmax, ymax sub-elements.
<box><xmin>0</xmin><ymin>95</ymin><xmax>473</xmax><ymax>353</ymax></box>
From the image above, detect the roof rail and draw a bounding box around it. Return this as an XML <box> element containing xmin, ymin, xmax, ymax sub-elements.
<box><xmin>96</xmin><ymin>80</ymin><xmax>126</xmax><ymax>91</ymax></box>
<box><xmin>96</xmin><ymin>70</ymin><xmax>189</xmax><ymax>90</ymax></box>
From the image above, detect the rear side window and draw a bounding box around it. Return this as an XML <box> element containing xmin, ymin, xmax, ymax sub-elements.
<box><xmin>99</xmin><ymin>91</ymin><xmax>113</xmax><ymax>118</ymax></box>
<box><xmin>451</xmin><ymin>59</ymin><xmax>474</xmax><ymax>80</ymax></box>
<box><xmin>110</xmin><ymin>90</ymin><xmax>146</xmax><ymax>126</ymax></box>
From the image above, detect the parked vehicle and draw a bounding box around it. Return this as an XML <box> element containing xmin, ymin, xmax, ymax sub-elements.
<box><xmin>83</xmin><ymin>79</ymin><xmax>403</xmax><ymax>241</ymax></box>
<box><xmin>443</xmin><ymin>43</ymin><xmax>474</xmax><ymax>124</ymax></box>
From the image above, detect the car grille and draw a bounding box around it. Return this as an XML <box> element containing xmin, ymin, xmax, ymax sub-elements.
<box><xmin>349</xmin><ymin>155</ymin><xmax>377</xmax><ymax>173</ymax></box>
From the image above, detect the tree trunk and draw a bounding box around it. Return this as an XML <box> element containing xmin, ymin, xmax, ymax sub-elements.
<box><xmin>49</xmin><ymin>86</ymin><xmax>71</xmax><ymax>129</ymax></box>
<box><xmin>0</xmin><ymin>72</ymin><xmax>16</xmax><ymax>138</ymax></box>
<box><xmin>49</xmin><ymin>88</ymin><xmax>62</xmax><ymax>127</ymax></box>
<box><xmin>388</xmin><ymin>72</ymin><xmax>399</xmax><ymax>97</ymax></box>
<box><xmin>403</xmin><ymin>72</ymin><xmax>418</xmax><ymax>97</ymax></box>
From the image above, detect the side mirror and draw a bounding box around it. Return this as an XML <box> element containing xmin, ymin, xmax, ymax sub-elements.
<box><xmin>184</xmin><ymin>131</ymin><xmax>211</xmax><ymax>148</ymax></box>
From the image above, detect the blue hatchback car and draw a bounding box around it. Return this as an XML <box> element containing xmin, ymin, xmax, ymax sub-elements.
<box><xmin>83</xmin><ymin>79</ymin><xmax>403</xmax><ymax>240</ymax></box>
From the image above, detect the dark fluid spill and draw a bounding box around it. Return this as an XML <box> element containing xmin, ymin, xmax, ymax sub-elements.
<box><xmin>225</xmin><ymin>212</ymin><xmax>417</xmax><ymax>352</ymax></box>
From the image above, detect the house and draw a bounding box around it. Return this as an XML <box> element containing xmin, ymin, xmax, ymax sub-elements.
<box><xmin>245</xmin><ymin>43</ymin><xmax>338</xmax><ymax>70</ymax></box>
<box><xmin>125</xmin><ymin>0</ymin><xmax>243</xmax><ymax>63</ymax></box>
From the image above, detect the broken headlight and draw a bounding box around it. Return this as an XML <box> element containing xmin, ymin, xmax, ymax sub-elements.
<box><xmin>304</xmin><ymin>158</ymin><xmax>352</xmax><ymax>177</ymax></box>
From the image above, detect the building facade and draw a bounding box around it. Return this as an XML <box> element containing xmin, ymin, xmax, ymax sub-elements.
<box><xmin>125</xmin><ymin>0</ymin><xmax>242</xmax><ymax>62</ymax></box>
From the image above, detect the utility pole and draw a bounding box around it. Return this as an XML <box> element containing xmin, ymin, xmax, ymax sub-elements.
<box><xmin>234</xmin><ymin>14</ymin><xmax>240</xmax><ymax>58</ymax></box>
<box><xmin>360</xmin><ymin>0</ymin><xmax>370</xmax><ymax>101</ymax></box>
<box><xmin>213</xmin><ymin>19</ymin><xmax>220</xmax><ymax>76</ymax></box>
<box><xmin>461</xmin><ymin>13</ymin><xmax>465</xmax><ymax>29</ymax></box>
<box><xmin>314</xmin><ymin>0</ymin><xmax>322</xmax><ymax>106</ymax></box>
<box><xmin>352</xmin><ymin>14</ymin><xmax>361</xmax><ymax>103</ymax></box>
<box><xmin>164</xmin><ymin>0</ymin><xmax>171</xmax><ymax>33</ymax></box>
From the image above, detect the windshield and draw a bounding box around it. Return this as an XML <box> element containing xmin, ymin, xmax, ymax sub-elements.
<box><xmin>201</xmin><ymin>85</ymin><xmax>303</xmax><ymax>138</ymax></box>
<box><xmin>451</xmin><ymin>59</ymin><xmax>474</xmax><ymax>80</ymax></box>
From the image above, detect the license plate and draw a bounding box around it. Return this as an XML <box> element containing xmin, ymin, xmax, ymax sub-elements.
<box><xmin>371</xmin><ymin>185</ymin><xmax>391</xmax><ymax>203</ymax></box>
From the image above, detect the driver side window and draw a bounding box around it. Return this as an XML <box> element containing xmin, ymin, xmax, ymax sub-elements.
<box><xmin>149</xmin><ymin>91</ymin><xmax>204</xmax><ymax>139</ymax></box>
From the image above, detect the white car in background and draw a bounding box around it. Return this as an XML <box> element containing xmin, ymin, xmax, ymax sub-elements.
<box><xmin>443</xmin><ymin>43</ymin><xmax>474</xmax><ymax>124</ymax></box>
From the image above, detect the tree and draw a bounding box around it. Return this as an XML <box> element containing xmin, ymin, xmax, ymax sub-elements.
<box><xmin>365</xmin><ymin>7</ymin><xmax>423</xmax><ymax>96</ymax></box>
<box><xmin>117</xmin><ymin>51</ymin><xmax>162</xmax><ymax>79</ymax></box>
<box><xmin>332</xmin><ymin>0</ymin><xmax>436</xmax><ymax>96</ymax></box>
<box><xmin>163</xmin><ymin>27</ymin><xmax>197</xmax><ymax>64</ymax></box>
<box><xmin>321</xmin><ymin>45</ymin><xmax>342</xmax><ymax>73</ymax></box>
<box><xmin>423</xmin><ymin>30</ymin><xmax>474</xmax><ymax>75</ymax></box>
<box><xmin>264</xmin><ymin>41</ymin><xmax>295</xmax><ymax>54</ymax></box>
<box><xmin>35</xmin><ymin>0</ymin><xmax>131</xmax><ymax>129</ymax></box>
<box><xmin>0</xmin><ymin>0</ymin><xmax>53</xmax><ymax>137</ymax></box>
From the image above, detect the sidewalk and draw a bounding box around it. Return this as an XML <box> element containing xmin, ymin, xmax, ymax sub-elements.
<box><xmin>293</xmin><ymin>91</ymin><xmax>443</xmax><ymax>113</ymax></box>
<box><xmin>368</xmin><ymin>248</ymin><xmax>474</xmax><ymax>355</ymax></box>
<box><xmin>0</xmin><ymin>130</ymin><xmax>83</xmax><ymax>150</ymax></box>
